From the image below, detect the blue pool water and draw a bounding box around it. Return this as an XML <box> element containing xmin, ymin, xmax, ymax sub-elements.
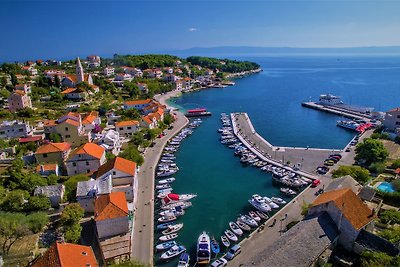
<box><xmin>377</xmin><ymin>182</ymin><xmax>396</xmax><ymax>193</ymax></box>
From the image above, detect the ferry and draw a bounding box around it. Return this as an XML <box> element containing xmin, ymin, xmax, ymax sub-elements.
<box><xmin>318</xmin><ymin>94</ymin><xmax>373</xmax><ymax>114</ymax></box>
<box><xmin>185</xmin><ymin>108</ymin><xmax>212</xmax><ymax>117</ymax></box>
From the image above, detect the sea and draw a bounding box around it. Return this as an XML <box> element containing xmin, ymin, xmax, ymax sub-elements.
<box><xmin>155</xmin><ymin>55</ymin><xmax>400</xmax><ymax>266</ymax></box>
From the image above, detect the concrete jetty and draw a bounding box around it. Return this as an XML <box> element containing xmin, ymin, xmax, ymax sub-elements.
<box><xmin>231</xmin><ymin>112</ymin><xmax>342</xmax><ymax>175</ymax></box>
<box><xmin>302</xmin><ymin>101</ymin><xmax>372</xmax><ymax>121</ymax></box>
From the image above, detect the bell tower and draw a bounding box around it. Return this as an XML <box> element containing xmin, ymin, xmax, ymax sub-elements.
<box><xmin>76</xmin><ymin>57</ymin><xmax>84</xmax><ymax>84</ymax></box>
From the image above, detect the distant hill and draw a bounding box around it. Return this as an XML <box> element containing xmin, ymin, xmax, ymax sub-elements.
<box><xmin>164</xmin><ymin>46</ymin><xmax>400</xmax><ymax>57</ymax></box>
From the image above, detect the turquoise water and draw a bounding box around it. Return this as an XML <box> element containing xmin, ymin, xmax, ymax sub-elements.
<box><xmin>155</xmin><ymin>56</ymin><xmax>400</xmax><ymax>266</ymax></box>
<box><xmin>377</xmin><ymin>182</ymin><xmax>396</xmax><ymax>193</ymax></box>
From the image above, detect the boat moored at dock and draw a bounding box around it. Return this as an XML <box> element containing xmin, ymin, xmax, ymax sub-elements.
<box><xmin>197</xmin><ymin>232</ymin><xmax>211</xmax><ymax>264</ymax></box>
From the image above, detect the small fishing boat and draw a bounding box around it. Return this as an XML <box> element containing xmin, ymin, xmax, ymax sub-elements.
<box><xmin>160</xmin><ymin>245</ymin><xmax>186</xmax><ymax>260</ymax></box>
<box><xmin>256</xmin><ymin>211</ymin><xmax>269</xmax><ymax>220</ymax></box>
<box><xmin>229</xmin><ymin>221</ymin><xmax>243</xmax><ymax>236</ymax></box>
<box><xmin>249</xmin><ymin>211</ymin><xmax>261</xmax><ymax>222</ymax></box>
<box><xmin>156</xmin><ymin>240</ymin><xmax>177</xmax><ymax>251</ymax></box>
<box><xmin>224</xmin><ymin>229</ymin><xmax>238</xmax><ymax>242</ymax></box>
<box><xmin>236</xmin><ymin>220</ymin><xmax>251</xmax><ymax>231</ymax></box>
<box><xmin>263</xmin><ymin>197</ymin><xmax>280</xmax><ymax>209</ymax></box>
<box><xmin>280</xmin><ymin>187</ymin><xmax>297</xmax><ymax>196</ymax></box>
<box><xmin>159</xmin><ymin>233</ymin><xmax>178</xmax><ymax>242</ymax></box>
<box><xmin>157</xmin><ymin>221</ymin><xmax>177</xmax><ymax>231</ymax></box>
<box><xmin>158</xmin><ymin>177</ymin><xmax>176</xmax><ymax>184</ymax></box>
<box><xmin>177</xmin><ymin>253</ymin><xmax>190</xmax><ymax>267</ymax></box>
<box><xmin>158</xmin><ymin>214</ymin><xmax>177</xmax><ymax>223</ymax></box>
<box><xmin>162</xmin><ymin>223</ymin><xmax>184</xmax><ymax>235</ymax></box>
<box><xmin>220</xmin><ymin>235</ymin><xmax>230</xmax><ymax>248</ymax></box>
<box><xmin>239</xmin><ymin>215</ymin><xmax>258</xmax><ymax>228</ymax></box>
<box><xmin>159</xmin><ymin>206</ymin><xmax>185</xmax><ymax>217</ymax></box>
<box><xmin>197</xmin><ymin>232</ymin><xmax>211</xmax><ymax>264</ymax></box>
<box><xmin>156</xmin><ymin>184</ymin><xmax>172</xmax><ymax>190</ymax></box>
<box><xmin>161</xmin><ymin>201</ymin><xmax>192</xmax><ymax>210</ymax></box>
<box><xmin>271</xmin><ymin>197</ymin><xmax>287</xmax><ymax>205</ymax></box>
<box><xmin>210</xmin><ymin>236</ymin><xmax>220</xmax><ymax>254</ymax></box>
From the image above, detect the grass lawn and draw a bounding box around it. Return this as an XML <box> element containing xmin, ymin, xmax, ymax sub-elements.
<box><xmin>382</xmin><ymin>140</ymin><xmax>400</xmax><ymax>160</ymax></box>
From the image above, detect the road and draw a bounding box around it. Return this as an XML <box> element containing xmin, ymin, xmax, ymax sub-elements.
<box><xmin>131</xmin><ymin>91</ymin><xmax>188</xmax><ymax>265</ymax></box>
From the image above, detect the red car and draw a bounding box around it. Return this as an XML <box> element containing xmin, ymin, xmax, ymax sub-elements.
<box><xmin>311</xmin><ymin>179</ymin><xmax>321</xmax><ymax>188</ymax></box>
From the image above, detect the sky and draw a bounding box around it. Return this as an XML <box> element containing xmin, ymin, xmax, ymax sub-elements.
<box><xmin>0</xmin><ymin>0</ymin><xmax>400</xmax><ymax>60</ymax></box>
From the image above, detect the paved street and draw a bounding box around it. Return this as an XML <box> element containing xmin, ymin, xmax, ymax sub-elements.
<box><xmin>131</xmin><ymin>91</ymin><xmax>188</xmax><ymax>265</ymax></box>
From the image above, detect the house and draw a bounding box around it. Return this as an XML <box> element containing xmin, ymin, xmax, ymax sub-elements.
<box><xmin>96</xmin><ymin>157</ymin><xmax>137</xmax><ymax>203</ymax></box>
<box><xmin>36</xmin><ymin>163</ymin><xmax>59</xmax><ymax>176</ymax></box>
<box><xmin>175</xmin><ymin>79</ymin><xmax>183</xmax><ymax>90</ymax></box>
<box><xmin>19</xmin><ymin>135</ymin><xmax>43</xmax><ymax>145</ymax></box>
<box><xmin>308</xmin><ymin>188</ymin><xmax>375</xmax><ymax>251</ymax></box>
<box><xmin>94</xmin><ymin>192</ymin><xmax>131</xmax><ymax>263</ymax></box>
<box><xmin>82</xmin><ymin>111</ymin><xmax>101</xmax><ymax>132</ymax></box>
<box><xmin>35</xmin><ymin>142</ymin><xmax>71</xmax><ymax>166</ymax></box>
<box><xmin>384</xmin><ymin>107</ymin><xmax>400</xmax><ymax>135</ymax></box>
<box><xmin>87</xmin><ymin>55</ymin><xmax>101</xmax><ymax>68</ymax></box>
<box><xmin>65</xmin><ymin>143</ymin><xmax>106</xmax><ymax>176</ymax></box>
<box><xmin>137</xmin><ymin>82</ymin><xmax>148</xmax><ymax>93</ymax></box>
<box><xmin>31</xmin><ymin>241</ymin><xmax>98</xmax><ymax>267</ymax></box>
<box><xmin>15</xmin><ymin>84</ymin><xmax>31</xmax><ymax>94</ymax></box>
<box><xmin>115</xmin><ymin>120</ymin><xmax>139</xmax><ymax>137</ymax></box>
<box><xmin>22</xmin><ymin>66</ymin><xmax>38</xmax><ymax>75</ymax></box>
<box><xmin>61</xmin><ymin>58</ymin><xmax>93</xmax><ymax>87</ymax></box>
<box><xmin>103</xmin><ymin>67</ymin><xmax>115</xmax><ymax>76</ymax></box>
<box><xmin>34</xmin><ymin>184</ymin><xmax>65</xmax><ymax>208</ymax></box>
<box><xmin>8</xmin><ymin>90</ymin><xmax>32</xmax><ymax>112</ymax></box>
<box><xmin>124</xmin><ymin>67</ymin><xmax>142</xmax><ymax>77</ymax></box>
<box><xmin>140</xmin><ymin>115</ymin><xmax>157</xmax><ymax>129</ymax></box>
<box><xmin>114</xmin><ymin>73</ymin><xmax>132</xmax><ymax>82</ymax></box>
<box><xmin>94</xmin><ymin>129</ymin><xmax>122</xmax><ymax>155</ymax></box>
<box><xmin>163</xmin><ymin>74</ymin><xmax>179</xmax><ymax>83</ymax></box>
<box><xmin>61</xmin><ymin>87</ymin><xmax>88</xmax><ymax>100</ymax></box>
<box><xmin>106</xmin><ymin>112</ymin><xmax>122</xmax><ymax>126</ymax></box>
<box><xmin>76</xmin><ymin>177</ymin><xmax>112</xmax><ymax>212</ymax></box>
<box><xmin>0</xmin><ymin>120</ymin><xmax>32</xmax><ymax>139</ymax></box>
<box><xmin>50</xmin><ymin>112</ymin><xmax>90</xmax><ymax>147</ymax></box>
<box><xmin>124</xmin><ymin>99</ymin><xmax>153</xmax><ymax>111</ymax></box>
<box><xmin>143</xmin><ymin>68</ymin><xmax>162</xmax><ymax>79</ymax></box>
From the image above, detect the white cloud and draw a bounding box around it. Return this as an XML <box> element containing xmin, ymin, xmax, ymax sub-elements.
<box><xmin>188</xmin><ymin>28</ymin><xmax>198</xmax><ymax>32</ymax></box>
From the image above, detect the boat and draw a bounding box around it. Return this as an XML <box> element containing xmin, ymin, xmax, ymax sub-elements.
<box><xmin>210</xmin><ymin>236</ymin><xmax>220</xmax><ymax>254</ymax></box>
<box><xmin>159</xmin><ymin>233</ymin><xmax>178</xmax><ymax>242</ymax></box>
<box><xmin>197</xmin><ymin>232</ymin><xmax>211</xmax><ymax>264</ymax></box>
<box><xmin>236</xmin><ymin>220</ymin><xmax>251</xmax><ymax>231</ymax></box>
<box><xmin>157</xmin><ymin>169</ymin><xmax>178</xmax><ymax>177</ymax></box>
<box><xmin>224</xmin><ymin>229</ymin><xmax>238</xmax><ymax>242</ymax></box>
<box><xmin>239</xmin><ymin>215</ymin><xmax>258</xmax><ymax>228</ymax></box>
<box><xmin>156</xmin><ymin>241</ymin><xmax>178</xmax><ymax>251</ymax></box>
<box><xmin>162</xmin><ymin>223</ymin><xmax>184</xmax><ymax>235</ymax></box>
<box><xmin>185</xmin><ymin>108</ymin><xmax>212</xmax><ymax>117</ymax></box>
<box><xmin>161</xmin><ymin>193</ymin><xmax>197</xmax><ymax>205</ymax></box>
<box><xmin>158</xmin><ymin>214</ymin><xmax>177</xmax><ymax>223</ymax></box>
<box><xmin>248</xmin><ymin>194</ymin><xmax>271</xmax><ymax>212</ymax></box>
<box><xmin>159</xmin><ymin>206</ymin><xmax>185</xmax><ymax>217</ymax></box>
<box><xmin>161</xmin><ymin>201</ymin><xmax>192</xmax><ymax>210</ymax></box>
<box><xmin>160</xmin><ymin>245</ymin><xmax>186</xmax><ymax>260</ymax></box>
<box><xmin>177</xmin><ymin>253</ymin><xmax>190</xmax><ymax>267</ymax></box>
<box><xmin>256</xmin><ymin>211</ymin><xmax>269</xmax><ymax>220</ymax></box>
<box><xmin>157</xmin><ymin>221</ymin><xmax>177</xmax><ymax>231</ymax></box>
<box><xmin>220</xmin><ymin>235</ymin><xmax>230</xmax><ymax>248</ymax></box>
<box><xmin>158</xmin><ymin>178</ymin><xmax>176</xmax><ymax>184</ymax></box>
<box><xmin>229</xmin><ymin>222</ymin><xmax>243</xmax><ymax>236</ymax></box>
<box><xmin>249</xmin><ymin>211</ymin><xmax>261</xmax><ymax>222</ymax></box>
<box><xmin>336</xmin><ymin>120</ymin><xmax>360</xmax><ymax>131</ymax></box>
<box><xmin>263</xmin><ymin>197</ymin><xmax>280</xmax><ymax>209</ymax></box>
<box><xmin>156</xmin><ymin>184</ymin><xmax>172</xmax><ymax>190</ymax></box>
<box><xmin>271</xmin><ymin>197</ymin><xmax>287</xmax><ymax>205</ymax></box>
<box><xmin>280</xmin><ymin>187</ymin><xmax>297</xmax><ymax>196</ymax></box>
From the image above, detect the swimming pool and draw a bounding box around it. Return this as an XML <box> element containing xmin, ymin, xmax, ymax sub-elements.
<box><xmin>377</xmin><ymin>182</ymin><xmax>396</xmax><ymax>193</ymax></box>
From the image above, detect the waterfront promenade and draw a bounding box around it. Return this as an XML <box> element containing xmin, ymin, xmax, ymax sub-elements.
<box><xmin>131</xmin><ymin>91</ymin><xmax>189</xmax><ymax>265</ymax></box>
<box><xmin>232</xmin><ymin>112</ymin><xmax>342</xmax><ymax>174</ymax></box>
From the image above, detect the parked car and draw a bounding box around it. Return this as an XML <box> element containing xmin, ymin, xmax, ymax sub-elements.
<box><xmin>225</xmin><ymin>245</ymin><xmax>241</xmax><ymax>261</ymax></box>
<box><xmin>345</xmin><ymin>147</ymin><xmax>351</xmax><ymax>152</ymax></box>
<box><xmin>210</xmin><ymin>258</ymin><xmax>228</xmax><ymax>267</ymax></box>
<box><xmin>324</xmin><ymin>160</ymin><xmax>335</xmax><ymax>166</ymax></box>
<box><xmin>311</xmin><ymin>179</ymin><xmax>321</xmax><ymax>188</ymax></box>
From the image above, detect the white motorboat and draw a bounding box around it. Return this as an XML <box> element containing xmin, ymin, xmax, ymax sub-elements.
<box><xmin>156</xmin><ymin>184</ymin><xmax>172</xmax><ymax>190</ymax></box>
<box><xmin>280</xmin><ymin>187</ymin><xmax>297</xmax><ymax>196</ymax></box>
<box><xmin>158</xmin><ymin>177</ymin><xmax>176</xmax><ymax>184</ymax></box>
<box><xmin>161</xmin><ymin>193</ymin><xmax>197</xmax><ymax>205</ymax></box>
<box><xmin>248</xmin><ymin>194</ymin><xmax>271</xmax><ymax>212</ymax></box>
<box><xmin>160</xmin><ymin>245</ymin><xmax>186</xmax><ymax>260</ymax></box>
<box><xmin>158</xmin><ymin>214</ymin><xmax>177</xmax><ymax>223</ymax></box>
<box><xmin>256</xmin><ymin>211</ymin><xmax>269</xmax><ymax>220</ymax></box>
<box><xmin>159</xmin><ymin>233</ymin><xmax>178</xmax><ymax>242</ymax></box>
<box><xmin>263</xmin><ymin>197</ymin><xmax>280</xmax><ymax>209</ymax></box>
<box><xmin>162</xmin><ymin>223</ymin><xmax>184</xmax><ymax>235</ymax></box>
<box><xmin>156</xmin><ymin>240</ymin><xmax>177</xmax><ymax>251</ymax></box>
<box><xmin>220</xmin><ymin>235</ymin><xmax>230</xmax><ymax>248</ymax></box>
<box><xmin>177</xmin><ymin>253</ymin><xmax>190</xmax><ymax>267</ymax></box>
<box><xmin>249</xmin><ymin>211</ymin><xmax>261</xmax><ymax>222</ymax></box>
<box><xmin>197</xmin><ymin>232</ymin><xmax>211</xmax><ymax>264</ymax></box>
<box><xmin>236</xmin><ymin>219</ymin><xmax>251</xmax><ymax>231</ymax></box>
<box><xmin>229</xmin><ymin>221</ymin><xmax>243</xmax><ymax>236</ymax></box>
<box><xmin>239</xmin><ymin>215</ymin><xmax>258</xmax><ymax>228</ymax></box>
<box><xmin>271</xmin><ymin>197</ymin><xmax>287</xmax><ymax>205</ymax></box>
<box><xmin>224</xmin><ymin>229</ymin><xmax>238</xmax><ymax>242</ymax></box>
<box><xmin>157</xmin><ymin>169</ymin><xmax>178</xmax><ymax>177</ymax></box>
<box><xmin>161</xmin><ymin>201</ymin><xmax>192</xmax><ymax>210</ymax></box>
<box><xmin>159</xmin><ymin>207</ymin><xmax>185</xmax><ymax>217</ymax></box>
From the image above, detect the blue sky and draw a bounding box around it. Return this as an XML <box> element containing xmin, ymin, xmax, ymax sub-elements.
<box><xmin>1</xmin><ymin>0</ymin><xmax>400</xmax><ymax>60</ymax></box>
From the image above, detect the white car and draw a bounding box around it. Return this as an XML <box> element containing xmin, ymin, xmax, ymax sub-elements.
<box><xmin>210</xmin><ymin>257</ymin><xmax>228</xmax><ymax>267</ymax></box>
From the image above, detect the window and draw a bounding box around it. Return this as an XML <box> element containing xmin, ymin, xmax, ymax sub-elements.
<box><xmin>72</xmin><ymin>162</ymin><xmax>76</xmax><ymax>167</ymax></box>
<box><xmin>65</xmin><ymin>134</ymin><xmax>71</xmax><ymax>138</ymax></box>
<box><xmin>396</xmin><ymin>122</ymin><xmax>400</xmax><ymax>125</ymax></box>
<box><xmin>43</xmin><ymin>154</ymin><xmax>48</xmax><ymax>158</ymax></box>
<box><xmin>86</xmin><ymin>161</ymin><xmax>89</xmax><ymax>166</ymax></box>
<box><xmin>127</xmin><ymin>127</ymin><xmax>132</xmax><ymax>130</ymax></box>
<box><xmin>65</xmin><ymin>127</ymin><xmax>69</xmax><ymax>131</ymax></box>
<box><xmin>119</xmin><ymin>127</ymin><xmax>123</xmax><ymax>130</ymax></box>
<box><xmin>112</xmin><ymin>171</ymin><xmax>116</xmax><ymax>175</ymax></box>
<box><xmin>18</xmin><ymin>129</ymin><xmax>23</xmax><ymax>132</ymax></box>
<box><xmin>397</xmin><ymin>115</ymin><xmax>400</xmax><ymax>119</ymax></box>
<box><xmin>86</xmin><ymin>169</ymin><xmax>90</xmax><ymax>173</ymax></box>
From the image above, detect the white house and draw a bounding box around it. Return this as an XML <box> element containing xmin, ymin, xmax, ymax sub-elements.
<box><xmin>115</xmin><ymin>120</ymin><xmax>139</xmax><ymax>137</ymax></box>
<box><xmin>65</xmin><ymin>143</ymin><xmax>106</xmax><ymax>176</ymax></box>
<box><xmin>76</xmin><ymin>177</ymin><xmax>112</xmax><ymax>212</ymax></box>
<box><xmin>124</xmin><ymin>67</ymin><xmax>142</xmax><ymax>78</ymax></box>
<box><xmin>34</xmin><ymin>184</ymin><xmax>65</xmax><ymax>208</ymax></box>
<box><xmin>384</xmin><ymin>107</ymin><xmax>400</xmax><ymax>135</ymax></box>
<box><xmin>60</xmin><ymin>88</ymin><xmax>88</xmax><ymax>100</ymax></box>
<box><xmin>96</xmin><ymin>157</ymin><xmax>138</xmax><ymax>203</ymax></box>
<box><xmin>0</xmin><ymin>120</ymin><xmax>32</xmax><ymax>139</ymax></box>
<box><xmin>103</xmin><ymin>67</ymin><xmax>115</xmax><ymax>76</ymax></box>
<box><xmin>95</xmin><ymin>129</ymin><xmax>122</xmax><ymax>155</ymax></box>
<box><xmin>81</xmin><ymin>111</ymin><xmax>101</xmax><ymax>132</ymax></box>
<box><xmin>124</xmin><ymin>99</ymin><xmax>153</xmax><ymax>111</ymax></box>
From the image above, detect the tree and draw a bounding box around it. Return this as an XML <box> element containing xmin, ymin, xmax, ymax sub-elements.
<box><xmin>355</xmin><ymin>138</ymin><xmax>389</xmax><ymax>166</ymax></box>
<box><xmin>131</xmin><ymin>131</ymin><xmax>145</xmax><ymax>147</ymax></box>
<box><xmin>64</xmin><ymin>223</ymin><xmax>82</xmax><ymax>243</ymax></box>
<box><xmin>64</xmin><ymin>174</ymin><xmax>90</xmax><ymax>202</ymax></box>
<box><xmin>380</xmin><ymin>210</ymin><xmax>400</xmax><ymax>225</ymax></box>
<box><xmin>119</xmin><ymin>145</ymin><xmax>144</xmax><ymax>165</ymax></box>
<box><xmin>25</xmin><ymin>212</ymin><xmax>48</xmax><ymax>233</ymax></box>
<box><xmin>25</xmin><ymin>195</ymin><xmax>51</xmax><ymax>211</ymax></box>
<box><xmin>360</xmin><ymin>251</ymin><xmax>400</xmax><ymax>267</ymax></box>
<box><xmin>392</xmin><ymin>180</ymin><xmax>400</xmax><ymax>191</ymax></box>
<box><xmin>60</xmin><ymin>203</ymin><xmax>84</xmax><ymax>226</ymax></box>
<box><xmin>54</xmin><ymin>75</ymin><xmax>61</xmax><ymax>88</ymax></box>
<box><xmin>10</xmin><ymin>73</ymin><xmax>17</xmax><ymax>86</ymax></box>
<box><xmin>49</xmin><ymin>133</ymin><xmax>62</xmax><ymax>143</ymax></box>
<box><xmin>0</xmin><ymin>213</ymin><xmax>31</xmax><ymax>255</ymax></box>
<box><xmin>16</xmin><ymin>107</ymin><xmax>35</xmax><ymax>118</ymax></box>
<box><xmin>163</xmin><ymin>113</ymin><xmax>174</xmax><ymax>126</ymax></box>
<box><xmin>0</xmin><ymin>88</ymin><xmax>10</xmax><ymax>98</ymax></box>
<box><xmin>1</xmin><ymin>190</ymin><xmax>28</xmax><ymax>212</ymax></box>
<box><xmin>368</xmin><ymin>162</ymin><xmax>386</xmax><ymax>174</ymax></box>
<box><xmin>378</xmin><ymin>226</ymin><xmax>400</xmax><ymax>243</ymax></box>
<box><xmin>390</xmin><ymin>159</ymin><xmax>400</xmax><ymax>169</ymax></box>
<box><xmin>332</xmin><ymin>165</ymin><xmax>370</xmax><ymax>184</ymax></box>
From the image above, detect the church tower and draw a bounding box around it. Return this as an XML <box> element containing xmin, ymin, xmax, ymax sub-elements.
<box><xmin>76</xmin><ymin>57</ymin><xmax>84</xmax><ymax>84</ymax></box>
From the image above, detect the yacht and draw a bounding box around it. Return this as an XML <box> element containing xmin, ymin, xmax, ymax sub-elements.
<box><xmin>159</xmin><ymin>233</ymin><xmax>178</xmax><ymax>242</ymax></box>
<box><xmin>158</xmin><ymin>177</ymin><xmax>176</xmax><ymax>185</ymax></box>
<box><xmin>156</xmin><ymin>240</ymin><xmax>177</xmax><ymax>251</ymax></box>
<box><xmin>263</xmin><ymin>196</ymin><xmax>280</xmax><ymax>209</ymax></box>
<box><xmin>177</xmin><ymin>253</ymin><xmax>190</xmax><ymax>267</ymax></box>
<box><xmin>248</xmin><ymin>194</ymin><xmax>271</xmax><ymax>212</ymax></box>
<box><xmin>224</xmin><ymin>229</ymin><xmax>238</xmax><ymax>242</ymax></box>
<box><xmin>239</xmin><ymin>215</ymin><xmax>258</xmax><ymax>228</ymax></box>
<box><xmin>229</xmin><ymin>221</ymin><xmax>243</xmax><ymax>236</ymax></box>
<box><xmin>197</xmin><ymin>232</ymin><xmax>211</xmax><ymax>264</ymax></box>
<box><xmin>236</xmin><ymin>219</ymin><xmax>251</xmax><ymax>231</ymax></box>
<box><xmin>220</xmin><ymin>235</ymin><xmax>230</xmax><ymax>248</ymax></box>
<box><xmin>280</xmin><ymin>187</ymin><xmax>297</xmax><ymax>196</ymax></box>
<box><xmin>162</xmin><ymin>223</ymin><xmax>184</xmax><ymax>235</ymax></box>
<box><xmin>271</xmin><ymin>197</ymin><xmax>287</xmax><ymax>205</ymax></box>
<box><xmin>160</xmin><ymin>245</ymin><xmax>186</xmax><ymax>260</ymax></box>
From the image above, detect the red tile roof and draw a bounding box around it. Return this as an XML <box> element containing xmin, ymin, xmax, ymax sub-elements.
<box><xmin>36</xmin><ymin>164</ymin><xmax>58</xmax><ymax>172</ymax></box>
<box><xmin>19</xmin><ymin>136</ymin><xmax>42</xmax><ymax>143</ymax></box>
<box><xmin>70</xmin><ymin>143</ymin><xmax>105</xmax><ymax>160</ymax></box>
<box><xmin>312</xmin><ymin>188</ymin><xmax>375</xmax><ymax>230</ymax></box>
<box><xmin>96</xmin><ymin>156</ymin><xmax>137</xmax><ymax>178</ymax></box>
<box><xmin>124</xmin><ymin>99</ymin><xmax>152</xmax><ymax>106</ymax></box>
<box><xmin>94</xmin><ymin>192</ymin><xmax>128</xmax><ymax>221</ymax></box>
<box><xmin>36</xmin><ymin>143</ymin><xmax>70</xmax><ymax>154</ymax></box>
<box><xmin>82</xmin><ymin>111</ymin><xmax>98</xmax><ymax>125</ymax></box>
<box><xmin>115</xmin><ymin>120</ymin><xmax>139</xmax><ymax>127</ymax></box>
<box><xmin>31</xmin><ymin>242</ymin><xmax>98</xmax><ymax>267</ymax></box>
<box><xmin>61</xmin><ymin>88</ymin><xmax>77</xmax><ymax>94</ymax></box>
<box><xmin>59</xmin><ymin>118</ymin><xmax>80</xmax><ymax>127</ymax></box>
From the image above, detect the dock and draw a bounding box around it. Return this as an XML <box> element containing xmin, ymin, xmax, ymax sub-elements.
<box><xmin>301</xmin><ymin>101</ymin><xmax>372</xmax><ymax>121</ymax></box>
<box><xmin>231</xmin><ymin>112</ymin><xmax>342</xmax><ymax>176</ymax></box>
